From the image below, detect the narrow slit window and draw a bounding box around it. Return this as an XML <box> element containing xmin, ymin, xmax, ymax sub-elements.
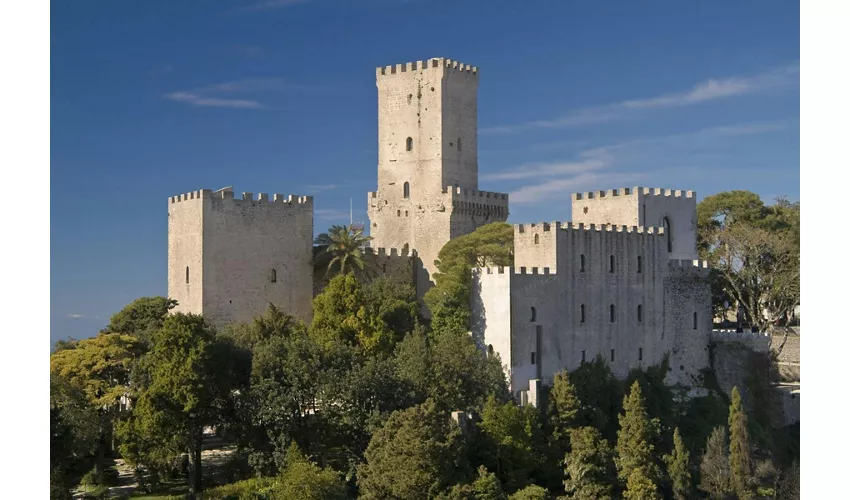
<box><xmin>457</xmin><ymin>137</ymin><xmax>462</xmax><ymax>151</ymax></box>
<box><xmin>580</xmin><ymin>304</ymin><xmax>586</xmax><ymax>323</ymax></box>
<box><xmin>531</xmin><ymin>352</ymin><xmax>536</xmax><ymax>365</ymax></box>
<box><xmin>637</xmin><ymin>304</ymin><xmax>643</xmax><ymax>323</ymax></box>
<box><xmin>693</xmin><ymin>312</ymin><xmax>698</xmax><ymax>330</ymax></box>
<box><xmin>530</xmin><ymin>307</ymin><xmax>536</xmax><ymax>322</ymax></box>
<box><xmin>609</xmin><ymin>255</ymin><xmax>615</xmax><ymax>273</ymax></box>
<box><xmin>610</xmin><ymin>304</ymin><xmax>616</xmax><ymax>323</ymax></box>
<box><xmin>581</xmin><ymin>350</ymin><xmax>586</xmax><ymax>363</ymax></box>
<box><xmin>185</xmin><ymin>266</ymin><xmax>189</xmax><ymax>284</ymax></box>
<box><xmin>534</xmin><ymin>234</ymin><xmax>539</xmax><ymax>244</ymax></box>
<box><xmin>580</xmin><ymin>254</ymin><xmax>586</xmax><ymax>272</ymax></box>
<box><xmin>611</xmin><ymin>349</ymin><xmax>616</xmax><ymax>362</ymax></box>
<box><xmin>663</xmin><ymin>217</ymin><xmax>672</xmax><ymax>253</ymax></box>
<box><xmin>270</xmin><ymin>269</ymin><xmax>277</xmax><ymax>283</ymax></box>
<box><xmin>403</xmin><ymin>182</ymin><xmax>410</xmax><ymax>198</ymax></box>
<box><xmin>637</xmin><ymin>255</ymin><xmax>643</xmax><ymax>273</ymax></box>
<box><xmin>639</xmin><ymin>348</ymin><xmax>643</xmax><ymax>361</ymax></box>
<box><xmin>488</xmin><ymin>344</ymin><xmax>494</xmax><ymax>357</ymax></box>
<box><xmin>406</xmin><ymin>137</ymin><xmax>413</xmax><ymax>151</ymax></box>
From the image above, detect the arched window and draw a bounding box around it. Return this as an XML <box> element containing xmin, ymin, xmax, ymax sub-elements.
<box><xmin>693</xmin><ymin>312</ymin><xmax>698</xmax><ymax>330</ymax></box>
<box><xmin>185</xmin><ymin>266</ymin><xmax>189</xmax><ymax>284</ymax></box>
<box><xmin>580</xmin><ymin>254</ymin><xmax>586</xmax><ymax>272</ymax></box>
<box><xmin>457</xmin><ymin>137</ymin><xmax>462</xmax><ymax>151</ymax></box>
<box><xmin>610</xmin><ymin>304</ymin><xmax>616</xmax><ymax>323</ymax></box>
<box><xmin>403</xmin><ymin>182</ymin><xmax>410</xmax><ymax>199</ymax></box>
<box><xmin>534</xmin><ymin>234</ymin><xmax>539</xmax><ymax>244</ymax></box>
<box><xmin>637</xmin><ymin>255</ymin><xmax>643</xmax><ymax>273</ymax></box>
<box><xmin>580</xmin><ymin>304</ymin><xmax>586</xmax><ymax>323</ymax></box>
<box><xmin>270</xmin><ymin>269</ymin><xmax>277</xmax><ymax>283</ymax></box>
<box><xmin>488</xmin><ymin>344</ymin><xmax>494</xmax><ymax>357</ymax></box>
<box><xmin>530</xmin><ymin>307</ymin><xmax>536</xmax><ymax>322</ymax></box>
<box><xmin>662</xmin><ymin>217</ymin><xmax>672</xmax><ymax>253</ymax></box>
<box><xmin>406</xmin><ymin>137</ymin><xmax>413</xmax><ymax>152</ymax></box>
<box><xmin>609</xmin><ymin>255</ymin><xmax>615</xmax><ymax>273</ymax></box>
<box><xmin>637</xmin><ymin>305</ymin><xmax>643</xmax><ymax>322</ymax></box>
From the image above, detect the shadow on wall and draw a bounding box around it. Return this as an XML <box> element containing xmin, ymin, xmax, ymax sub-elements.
<box><xmin>469</xmin><ymin>274</ymin><xmax>486</xmax><ymax>351</ymax></box>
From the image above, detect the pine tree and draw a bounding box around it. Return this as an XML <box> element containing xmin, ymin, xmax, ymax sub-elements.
<box><xmin>615</xmin><ymin>381</ymin><xmax>661</xmax><ymax>486</ymax></box>
<box><xmin>729</xmin><ymin>386</ymin><xmax>754</xmax><ymax>499</ymax></box>
<box><xmin>473</xmin><ymin>466</ymin><xmax>507</xmax><ymax>500</ymax></box>
<box><xmin>548</xmin><ymin>370</ymin><xmax>580</xmax><ymax>450</ymax></box>
<box><xmin>624</xmin><ymin>466</ymin><xmax>662</xmax><ymax>500</ymax></box>
<box><xmin>699</xmin><ymin>426</ymin><xmax>730</xmax><ymax>500</ymax></box>
<box><xmin>563</xmin><ymin>426</ymin><xmax>617</xmax><ymax>500</ymax></box>
<box><xmin>664</xmin><ymin>427</ymin><xmax>693</xmax><ymax>500</ymax></box>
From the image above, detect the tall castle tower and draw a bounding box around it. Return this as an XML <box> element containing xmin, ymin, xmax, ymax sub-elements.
<box><xmin>367</xmin><ymin>57</ymin><xmax>509</xmax><ymax>296</ymax></box>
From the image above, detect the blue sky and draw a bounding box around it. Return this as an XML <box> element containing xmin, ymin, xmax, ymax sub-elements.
<box><xmin>51</xmin><ymin>0</ymin><xmax>800</xmax><ymax>345</ymax></box>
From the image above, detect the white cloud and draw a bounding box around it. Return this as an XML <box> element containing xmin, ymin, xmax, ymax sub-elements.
<box><xmin>481</xmin><ymin>62</ymin><xmax>799</xmax><ymax>135</ymax></box>
<box><xmin>164</xmin><ymin>92</ymin><xmax>263</xmax><ymax>109</ymax></box>
<box><xmin>163</xmin><ymin>78</ymin><xmax>310</xmax><ymax>109</ymax></box>
<box><xmin>305</xmin><ymin>184</ymin><xmax>340</xmax><ymax>192</ymax></box>
<box><xmin>66</xmin><ymin>313</ymin><xmax>98</xmax><ymax>320</ymax></box>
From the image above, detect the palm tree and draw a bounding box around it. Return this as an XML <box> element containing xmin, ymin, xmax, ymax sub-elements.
<box><xmin>314</xmin><ymin>224</ymin><xmax>374</xmax><ymax>279</ymax></box>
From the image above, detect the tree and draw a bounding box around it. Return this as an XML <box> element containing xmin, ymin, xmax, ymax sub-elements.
<box><xmin>277</xmin><ymin>443</ymin><xmax>347</xmax><ymax>500</ymax></box>
<box><xmin>615</xmin><ymin>381</ymin><xmax>661</xmax><ymax>488</ymax></box>
<box><xmin>562</xmin><ymin>426</ymin><xmax>617</xmax><ymax>500</ymax></box>
<box><xmin>664</xmin><ymin>428</ymin><xmax>693</xmax><ymax>500</ymax></box>
<box><xmin>357</xmin><ymin>399</ymin><xmax>467</xmax><ymax>500</ymax></box>
<box><xmin>478</xmin><ymin>396</ymin><xmax>544</xmax><ymax>492</ymax></box>
<box><xmin>697</xmin><ymin>192</ymin><xmax>799</xmax><ymax>330</ymax></box>
<box><xmin>425</xmin><ymin>222</ymin><xmax>513</xmax><ymax>333</ymax></box>
<box><xmin>729</xmin><ymin>387</ymin><xmax>754</xmax><ymax>499</ymax></box>
<box><xmin>314</xmin><ymin>224</ymin><xmax>374</xmax><ymax>279</ymax></box>
<box><xmin>103</xmin><ymin>296</ymin><xmax>177</xmax><ymax>343</ymax></box>
<box><xmin>394</xmin><ymin>328</ymin><xmax>509</xmax><ymax>412</ymax></box>
<box><xmin>569</xmin><ymin>356</ymin><xmax>622</xmax><ymax>439</ymax></box>
<box><xmin>776</xmin><ymin>460</ymin><xmax>799</xmax><ymax>500</ymax></box>
<box><xmin>547</xmin><ymin>369</ymin><xmax>580</xmax><ymax>455</ymax></box>
<box><xmin>699</xmin><ymin>426</ymin><xmax>730</xmax><ymax>499</ymax></box>
<box><xmin>507</xmin><ymin>484</ymin><xmax>550</xmax><ymax>500</ymax></box>
<box><xmin>472</xmin><ymin>466</ymin><xmax>508</xmax><ymax>500</ymax></box>
<box><xmin>51</xmin><ymin>374</ymin><xmax>100</xmax><ymax>499</ymax></box>
<box><xmin>117</xmin><ymin>314</ymin><xmax>240</xmax><ymax>499</ymax></box>
<box><xmin>624</xmin><ymin>466</ymin><xmax>662</xmax><ymax>500</ymax></box>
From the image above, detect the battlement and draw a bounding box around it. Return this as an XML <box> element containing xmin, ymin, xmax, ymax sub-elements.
<box><xmin>572</xmin><ymin>186</ymin><xmax>696</xmax><ymax>201</ymax></box>
<box><xmin>169</xmin><ymin>188</ymin><xmax>312</xmax><ymax>206</ymax></box>
<box><xmin>667</xmin><ymin>258</ymin><xmax>711</xmax><ymax>278</ymax></box>
<box><xmin>364</xmin><ymin>246</ymin><xmax>414</xmax><ymax>258</ymax></box>
<box><xmin>710</xmin><ymin>330</ymin><xmax>770</xmax><ymax>352</ymax></box>
<box><xmin>376</xmin><ymin>57</ymin><xmax>478</xmax><ymax>78</ymax></box>
<box><xmin>514</xmin><ymin>222</ymin><xmax>666</xmax><ymax>235</ymax></box>
<box><xmin>442</xmin><ymin>186</ymin><xmax>509</xmax><ymax>203</ymax></box>
<box><xmin>477</xmin><ymin>266</ymin><xmax>553</xmax><ymax>276</ymax></box>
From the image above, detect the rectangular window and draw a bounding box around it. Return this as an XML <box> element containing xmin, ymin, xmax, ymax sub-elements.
<box><xmin>611</xmin><ymin>349</ymin><xmax>615</xmax><ymax>362</ymax></box>
<box><xmin>639</xmin><ymin>348</ymin><xmax>643</xmax><ymax>361</ymax></box>
<box><xmin>531</xmin><ymin>352</ymin><xmax>536</xmax><ymax>365</ymax></box>
<box><xmin>581</xmin><ymin>350</ymin><xmax>586</xmax><ymax>363</ymax></box>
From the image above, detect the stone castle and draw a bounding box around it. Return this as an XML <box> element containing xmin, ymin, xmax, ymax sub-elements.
<box><xmin>167</xmin><ymin>57</ymin><xmax>712</xmax><ymax>400</ymax></box>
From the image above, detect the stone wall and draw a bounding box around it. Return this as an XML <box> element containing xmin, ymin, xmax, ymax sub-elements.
<box><xmin>772</xmin><ymin>333</ymin><xmax>800</xmax><ymax>381</ymax></box>
<box><xmin>168</xmin><ymin>188</ymin><xmax>314</xmax><ymax>326</ymax></box>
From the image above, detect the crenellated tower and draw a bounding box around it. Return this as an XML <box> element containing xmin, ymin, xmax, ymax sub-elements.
<box><xmin>368</xmin><ymin>57</ymin><xmax>509</xmax><ymax>297</ymax></box>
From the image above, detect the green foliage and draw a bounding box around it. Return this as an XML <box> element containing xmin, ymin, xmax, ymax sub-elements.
<box><xmin>623</xmin><ymin>466</ymin><xmax>662</xmax><ymax>500</ymax></box>
<box><xmin>698</xmin><ymin>426</ymin><xmax>731</xmax><ymax>500</ymax></box>
<box><xmin>362</xmin><ymin>276</ymin><xmax>420</xmax><ymax>340</ymax></box>
<box><xmin>310</xmin><ymin>274</ymin><xmax>411</xmax><ymax>355</ymax></box>
<box><xmin>357</xmin><ymin>399</ymin><xmax>467</xmax><ymax>500</ymax></box>
<box><xmin>220</xmin><ymin>304</ymin><xmax>307</xmax><ymax>351</ymax></box>
<box><xmin>729</xmin><ymin>387</ymin><xmax>755</xmax><ymax>499</ymax></box>
<box><xmin>51</xmin><ymin>375</ymin><xmax>100</xmax><ymax>499</ymax></box>
<box><xmin>569</xmin><ymin>356</ymin><xmax>622</xmax><ymax>440</ymax></box>
<box><xmin>193</xmin><ymin>477</ymin><xmax>276</xmax><ymax>499</ymax></box>
<box><xmin>472</xmin><ymin>466</ymin><xmax>507</xmax><ymax>500</ymax></box>
<box><xmin>507</xmin><ymin>484</ymin><xmax>550</xmax><ymax>500</ymax></box>
<box><xmin>547</xmin><ymin>370</ymin><xmax>580</xmax><ymax>454</ymax></box>
<box><xmin>276</xmin><ymin>443</ymin><xmax>347</xmax><ymax>500</ymax></box>
<box><xmin>615</xmin><ymin>381</ymin><xmax>662</xmax><ymax>486</ymax></box>
<box><xmin>677</xmin><ymin>393</ymin><xmax>729</xmax><ymax>455</ymax></box>
<box><xmin>314</xmin><ymin>224</ymin><xmax>374</xmax><ymax>279</ymax></box>
<box><xmin>103</xmin><ymin>296</ymin><xmax>177</xmax><ymax>343</ymax></box>
<box><xmin>664</xmin><ymin>428</ymin><xmax>693</xmax><ymax>500</ymax></box>
<box><xmin>425</xmin><ymin>222</ymin><xmax>513</xmax><ymax>333</ymax></box>
<box><xmin>394</xmin><ymin>328</ymin><xmax>509</xmax><ymax>412</ymax></box>
<box><xmin>477</xmin><ymin>396</ymin><xmax>543</xmax><ymax>492</ymax></box>
<box><xmin>562</xmin><ymin>426</ymin><xmax>617</xmax><ymax>500</ymax></box>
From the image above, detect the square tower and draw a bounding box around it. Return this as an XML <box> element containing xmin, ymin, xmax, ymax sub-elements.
<box><xmin>368</xmin><ymin>58</ymin><xmax>509</xmax><ymax>297</ymax></box>
<box><xmin>571</xmin><ymin>187</ymin><xmax>698</xmax><ymax>261</ymax></box>
<box><xmin>167</xmin><ymin>187</ymin><xmax>314</xmax><ymax>326</ymax></box>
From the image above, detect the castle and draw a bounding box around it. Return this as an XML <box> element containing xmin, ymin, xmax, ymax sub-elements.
<box><xmin>167</xmin><ymin>57</ymin><xmax>712</xmax><ymax>400</ymax></box>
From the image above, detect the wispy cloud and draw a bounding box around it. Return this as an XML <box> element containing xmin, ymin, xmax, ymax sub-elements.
<box><xmin>164</xmin><ymin>78</ymin><xmax>309</xmax><ymax>109</ymax></box>
<box><xmin>493</xmin><ymin>121</ymin><xmax>789</xmax><ymax>204</ymax></box>
<box><xmin>66</xmin><ymin>313</ymin><xmax>98</xmax><ymax>320</ymax></box>
<box><xmin>481</xmin><ymin>62</ymin><xmax>799</xmax><ymax>135</ymax></box>
<box><xmin>305</xmin><ymin>184</ymin><xmax>340</xmax><ymax>192</ymax></box>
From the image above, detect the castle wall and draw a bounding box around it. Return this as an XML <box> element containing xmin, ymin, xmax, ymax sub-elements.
<box><xmin>472</xmin><ymin>223</ymin><xmax>712</xmax><ymax>397</ymax></box>
<box><xmin>168</xmin><ymin>191</ymin><xmax>205</xmax><ymax>316</ymax></box>
<box><xmin>471</xmin><ymin>269</ymin><xmax>514</xmax><ymax>379</ymax></box>
<box><xmin>572</xmin><ymin>187</ymin><xmax>698</xmax><ymax>261</ymax></box>
<box><xmin>168</xmin><ymin>189</ymin><xmax>314</xmax><ymax>327</ymax></box>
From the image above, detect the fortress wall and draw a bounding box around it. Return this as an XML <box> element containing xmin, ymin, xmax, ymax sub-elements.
<box><xmin>471</xmin><ymin>268</ymin><xmax>514</xmax><ymax>386</ymax></box>
<box><xmin>168</xmin><ymin>189</ymin><xmax>314</xmax><ymax>326</ymax></box>
<box><xmin>664</xmin><ymin>260</ymin><xmax>713</xmax><ymax>387</ymax></box>
<box><xmin>168</xmin><ymin>190</ymin><xmax>206</xmax><ymax>316</ymax></box>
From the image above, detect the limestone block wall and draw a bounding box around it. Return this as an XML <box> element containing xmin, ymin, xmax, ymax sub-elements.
<box><xmin>472</xmin><ymin>223</ymin><xmax>698</xmax><ymax>396</ymax></box>
<box><xmin>168</xmin><ymin>189</ymin><xmax>314</xmax><ymax>327</ymax></box>
<box><xmin>572</xmin><ymin>187</ymin><xmax>698</xmax><ymax>261</ymax></box>
<box><xmin>663</xmin><ymin>260</ymin><xmax>713</xmax><ymax>387</ymax></box>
